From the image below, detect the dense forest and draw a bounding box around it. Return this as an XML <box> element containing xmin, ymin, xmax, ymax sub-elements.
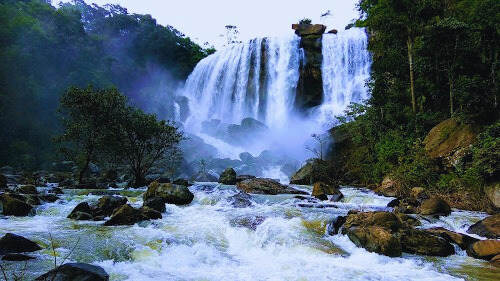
<box><xmin>332</xmin><ymin>0</ymin><xmax>499</xmax><ymax>210</ymax></box>
<box><xmin>0</xmin><ymin>0</ymin><xmax>214</xmax><ymax>169</ymax></box>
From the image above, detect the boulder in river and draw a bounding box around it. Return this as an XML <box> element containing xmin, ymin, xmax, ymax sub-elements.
<box><xmin>35</xmin><ymin>263</ymin><xmax>109</xmax><ymax>281</ymax></box>
<box><xmin>236</xmin><ymin>178</ymin><xmax>307</xmax><ymax>195</ymax></box>
<box><xmin>346</xmin><ymin>226</ymin><xmax>403</xmax><ymax>257</ymax></box>
<box><xmin>290</xmin><ymin>159</ymin><xmax>330</xmax><ymax>185</ymax></box>
<box><xmin>227</xmin><ymin>192</ymin><xmax>253</xmax><ymax>208</ymax></box>
<box><xmin>418</xmin><ymin>197</ymin><xmax>451</xmax><ymax>216</ymax></box>
<box><xmin>466</xmin><ymin>240</ymin><xmax>500</xmax><ymax>261</ymax></box>
<box><xmin>292</xmin><ymin>23</ymin><xmax>326</xmax><ymax>37</ymax></box>
<box><xmin>67</xmin><ymin>202</ymin><xmax>93</xmax><ymax>220</ymax></box>
<box><xmin>236</xmin><ymin>175</ymin><xmax>256</xmax><ymax>183</ymax></box>
<box><xmin>312</xmin><ymin>182</ymin><xmax>343</xmax><ymax>201</ymax></box>
<box><xmin>426</xmin><ymin>227</ymin><xmax>479</xmax><ymax>250</ymax></box>
<box><xmin>0</xmin><ymin>233</ymin><xmax>41</xmax><ymax>255</ymax></box>
<box><xmin>172</xmin><ymin>178</ymin><xmax>190</xmax><ymax>187</ymax></box>
<box><xmin>374</xmin><ymin>177</ymin><xmax>401</xmax><ymax>197</ymax></box>
<box><xmin>1</xmin><ymin>194</ymin><xmax>33</xmax><ymax>216</ymax></box>
<box><xmin>143</xmin><ymin>197</ymin><xmax>166</xmax><ymax>213</ymax></box>
<box><xmin>138</xmin><ymin>206</ymin><xmax>162</xmax><ymax>220</ymax></box>
<box><xmin>326</xmin><ymin>216</ymin><xmax>347</xmax><ymax>235</ymax></box>
<box><xmin>104</xmin><ymin>204</ymin><xmax>149</xmax><ymax>226</ymax></box>
<box><xmin>400</xmin><ymin>229</ymin><xmax>455</xmax><ymax>257</ymax></box>
<box><xmin>342</xmin><ymin>211</ymin><xmax>403</xmax><ymax>233</ymax></box>
<box><xmin>219</xmin><ymin>168</ymin><xmax>237</xmax><ymax>185</ymax></box>
<box><xmin>92</xmin><ymin>195</ymin><xmax>128</xmax><ymax>217</ymax></box>
<box><xmin>16</xmin><ymin>184</ymin><xmax>37</xmax><ymax>195</ymax></box>
<box><xmin>144</xmin><ymin>181</ymin><xmax>194</xmax><ymax>205</ymax></box>
<box><xmin>467</xmin><ymin>213</ymin><xmax>500</xmax><ymax>239</ymax></box>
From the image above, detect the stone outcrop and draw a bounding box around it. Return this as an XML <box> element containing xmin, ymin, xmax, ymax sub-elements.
<box><xmin>144</xmin><ymin>181</ymin><xmax>194</xmax><ymax>205</ymax></box>
<box><xmin>35</xmin><ymin>263</ymin><xmax>109</xmax><ymax>281</ymax></box>
<box><xmin>467</xmin><ymin>240</ymin><xmax>500</xmax><ymax>260</ymax></box>
<box><xmin>467</xmin><ymin>214</ymin><xmax>500</xmax><ymax>239</ymax></box>
<box><xmin>0</xmin><ymin>233</ymin><xmax>41</xmax><ymax>255</ymax></box>
<box><xmin>312</xmin><ymin>182</ymin><xmax>343</xmax><ymax>201</ymax></box>
<box><xmin>296</xmin><ymin>35</ymin><xmax>323</xmax><ymax>109</ymax></box>
<box><xmin>104</xmin><ymin>204</ymin><xmax>150</xmax><ymax>226</ymax></box>
<box><xmin>346</xmin><ymin>226</ymin><xmax>403</xmax><ymax>257</ymax></box>
<box><xmin>227</xmin><ymin>192</ymin><xmax>253</xmax><ymax>208</ymax></box>
<box><xmin>290</xmin><ymin>159</ymin><xmax>330</xmax><ymax>185</ymax></box>
<box><xmin>236</xmin><ymin>178</ymin><xmax>306</xmax><ymax>195</ymax></box>
<box><xmin>374</xmin><ymin>177</ymin><xmax>401</xmax><ymax>197</ymax></box>
<box><xmin>292</xmin><ymin>24</ymin><xmax>326</xmax><ymax>37</ymax></box>
<box><xmin>485</xmin><ymin>182</ymin><xmax>500</xmax><ymax>209</ymax></box>
<box><xmin>426</xmin><ymin>227</ymin><xmax>479</xmax><ymax>250</ymax></box>
<box><xmin>1</xmin><ymin>194</ymin><xmax>33</xmax><ymax>216</ymax></box>
<box><xmin>219</xmin><ymin>168</ymin><xmax>237</xmax><ymax>185</ymax></box>
<box><xmin>143</xmin><ymin>197</ymin><xmax>166</xmax><ymax>213</ymax></box>
<box><xmin>400</xmin><ymin>229</ymin><xmax>455</xmax><ymax>257</ymax></box>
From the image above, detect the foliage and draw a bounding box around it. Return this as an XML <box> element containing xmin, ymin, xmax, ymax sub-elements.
<box><xmin>299</xmin><ymin>18</ymin><xmax>312</xmax><ymax>25</ymax></box>
<box><xmin>0</xmin><ymin>0</ymin><xmax>212</xmax><ymax>169</ymax></box>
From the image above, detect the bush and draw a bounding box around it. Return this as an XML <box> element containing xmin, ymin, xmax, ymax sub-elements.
<box><xmin>299</xmin><ymin>18</ymin><xmax>312</xmax><ymax>25</ymax></box>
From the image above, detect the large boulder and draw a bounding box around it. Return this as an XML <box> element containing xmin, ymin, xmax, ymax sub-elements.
<box><xmin>342</xmin><ymin>211</ymin><xmax>403</xmax><ymax>233</ymax></box>
<box><xmin>104</xmin><ymin>204</ymin><xmax>149</xmax><ymax>226</ymax></box>
<box><xmin>374</xmin><ymin>177</ymin><xmax>401</xmax><ymax>197</ymax></box>
<box><xmin>292</xmin><ymin>23</ymin><xmax>326</xmax><ymax>37</ymax></box>
<box><xmin>236</xmin><ymin>178</ymin><xmax>306</xmax><ymax>195</ymax></box>
<box><xmin>143</xmin><ymin>197</ymin><xmax>166</xmax><ymax>213</ymax></box>
<box><xmin>346</xmin><ymin>226</ymin><xmax>402</xmax><ymax>257</ymax></box>
<box><xmin>400</xmin><ymin>229</ymin><xmax>455</xmax><ymax>257</ymax></box>
<box><xmin>423</xmin><ymin>118</ymin><xmax>478</xmax><ymax>169</ymax></box>
<box><xmin>67</xmin><ymin>202</ymin><xmax>93</xmax><ymax>220</ymax></box>
<box><xmin>426</xmin><ymin>227</ymin><xmax>479</xmax><ymax>250</ymax></box>
<box><xmin>0</xmin><ymin>233</ymin><xmax>41</xmax><ymax>255</ymax></box>
<box><xmin>485</xmin><ymin>182</ymin><xmax>500</xmax><ymax>209</ymax></box>
<box><xmin>92</xmin><ymin>196</ymin><xmax>128</xmax><ymax>217</ymax></box>
<box><xmin>467</xmin><ymin>240</ymin><xmax>500</xmax><ymax>261</ymax></box>
<box><xmin>219</xmin><ymin>168</ymin><xmax>237</xmax><ymax>185</ymax></box>
<box><xmin>290</xmin><ymin>159</ymin><xmax>330</xmax><ymax>185</ymax></box>
<box><xmin>419</xmin><ymin>197</ymin><xmax>452</xmax><ymax>216</ymax></box>
<box><xmin>35</xmin><ymin>263</ymin><xmax>109</xmax><ymax>281</ymax></box>
<box><xmin>0</xmin><ymin>174</ymin><xmax>7</xmax><ymax>189</ymax></box>
<box><xmin>467</xmin><ymin>214</ymin><xmax>500</xmax><ymax>239</ymax></box>
<box><xmin>144</xmin><ymin>181</ymin><xmax>194</xmax><ymax>205</ymax></box>
<box><xmin>1</xmin><ymin>194</ymin><xmax>33</xmax><ymax>216</ymax></box>
<box><xmin>312</xmin><ymin>182</ymin><xmax>343</xmax><ymax>201</ymax></box>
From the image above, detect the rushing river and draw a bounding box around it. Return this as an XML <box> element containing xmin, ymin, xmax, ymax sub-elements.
<box><xmin>0</xmin><ymin>184</ymin><xmax>498</xmax><ymax>281</ymax></box>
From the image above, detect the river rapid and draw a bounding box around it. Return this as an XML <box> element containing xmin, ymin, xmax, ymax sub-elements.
<box><xmin>0</xmin><ymin>183</ymin><xmax>498</xmax><ymax>280</ymax></box>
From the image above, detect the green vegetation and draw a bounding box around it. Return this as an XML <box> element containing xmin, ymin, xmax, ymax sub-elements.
<box><xmin>330</xmin><ymin>0</ymin><xmax>499</xmax><ymax>208</ymax></box>
<box><xmin>0</xmin><ymin>0</ymin><xmax>213</xmax><ymax>169</ymax></box>
<box><xmin>57</xmin><ymin>86</ymin><xmax>182</xmax><ymax>186</ymax></box>
<box><xmin>299</xmin><ymin>18</ymin><xmax>312</xmax><ymax>25</ymax></box>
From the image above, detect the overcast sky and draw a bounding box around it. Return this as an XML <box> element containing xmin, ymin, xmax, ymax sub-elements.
<box><xmin>64</xmin><ymin>0</ymin><xmax>361</xmax><ymax>48</ymax></box>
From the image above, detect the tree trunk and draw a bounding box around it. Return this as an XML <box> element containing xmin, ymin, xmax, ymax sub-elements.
<box><xmin>407</xmin><ymin>36</ymin><xmax>416</xmax><ymax>114</ymax></box>
<box><xmin>79</xmin><ymin>157</ymin><xmax>91</xmax><ymax>184</ymax></box>
<box><xmin>448</xmin><ymin>71</ymin><xmax>454</xmax><ymax>116</ymax></box>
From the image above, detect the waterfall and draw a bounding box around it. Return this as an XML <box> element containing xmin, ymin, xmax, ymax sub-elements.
<box><xmin>319</xmin><ymin>28</ymin><xmax>371</xmax><ymax>123</ymax></box>
<box><xmin>182</xmin><ymin>36</ymin><xmax>301</xmax><ymax>130</ymax></box>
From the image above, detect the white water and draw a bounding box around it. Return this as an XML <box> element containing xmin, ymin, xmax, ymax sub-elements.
<box><xmin>1</xmin><ymin>185</ymin><xmax>497</xmax><ymax>281</ymax></box>
<box><xmin>178</xmin><ymin>29</ymin><xmax>371</xmax><ymax>162</ymax></box>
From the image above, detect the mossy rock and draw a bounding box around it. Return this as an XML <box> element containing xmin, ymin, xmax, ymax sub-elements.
<box><xmin>347</xmin><ymin>226</ymin><xmax>402</xmax><ymax>257</ymax></box>
<box><xmin>400</xmin><ymin>229</ymin><xmax>455</xmax><ymax>257</ymax></box>
<box><xmin>219</xmin><ymin>168</ymin><xmax>237</xmax><ymax>185</ymax></box>
<box><xmin>1</xmin><ymin>194</ymin><xmax>33</xmax><ymax>216</ymax></box>
<box><xmin>419</xmin><ymin>197</ymin><xmax>451</xmax><ymax>216</ymax></box>
<box><xmin>144</xmin><ymin>181</ymin><xmax>194</xmax><ymax>205</ymax></box>
<box><xmin>104</xmin><ymin>204</ymin><xmax>148</xmax><ymax>226</ymax></box>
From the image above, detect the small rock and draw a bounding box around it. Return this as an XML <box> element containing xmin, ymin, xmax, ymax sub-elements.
<box><xmin>387</xmin><ymin>198</ymin><xmax>400</xmax><ymax>208</ymax></box>
<box><xmin>326</xmin><ymin>216</ymin><xmax>347</xmax><ymax>235</ymax></box>
<box><xmin>419</xmin><ymin>197</ymin><xmax>451</xmax><ymax>216</ymax></box>
<box><xmin>35</xmin><ymin>263</ymin><xmax>109</xmax><ymax>281</ymax></box>
<box><xmin>0</xmin><ymin>233</ymin><xmax>41</xmax><ymax>255</ymax></box>
<box><xmin>39</xmin><ymin>194</ymin><xmax>59</xmax><ymax>203</ymax></box>
<box><xmin>467</xmin><ymin>214</ymin><xmax>500</xmax><ymax>239</ymax></box>
<box><xmin>312</xmin><ymin>182</ymin><xmax>343</xmax><ymax>201</ymax></box>
<box><xmin>490</xmin><ymin>254</ymin><xmax>500</xmax><ymax>267</ymax></box>
<box><xmin>467</xmin><ymin>240</ymin><xmax>500</xmax><ymax>261</ymax></box>
<box><xmin>228</xmin><ymin>192</ymin><xmax>253</xmax><ymax>208</ymax></box>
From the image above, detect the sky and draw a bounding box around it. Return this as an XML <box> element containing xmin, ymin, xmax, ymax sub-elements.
<box><xmin>62</xmin><ymin>0</ymin><xmax>361</xmax><ymax>48</ymax></box>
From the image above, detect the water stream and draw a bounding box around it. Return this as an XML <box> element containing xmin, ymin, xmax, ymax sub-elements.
<box><xmin>0</xmin><ymin>185</ymin><xmax>497</xmax><ymax>280</ymax></box>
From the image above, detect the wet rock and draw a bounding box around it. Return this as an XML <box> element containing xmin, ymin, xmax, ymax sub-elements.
<box><xmin>394</xmin><ymin>212</ymin><xmax>421</xmax><ymax>228</ymax></box>
<box><xmin>17</xmin><ymin>184</ymin><xmax>37</xmax><ymax>195</ymax></box>
<box><xmin>0</xmin><ymin>233</ymin><xmax>41</xmax><ymax>255</ymax></box>
<box><xmin>387</xmin><ymin>199</ymin><xmax>400</xmax><ymax>208</ymax></box>
<box><xmin>2</xmin><ymin>254</ymin><xmax>36</xmax><ymax>261</ymax></box>
<box><xmin>280</xmin><ymin>163</ymin><xmax>298</xmax><ymax>178</ymax></box>
<box><xmin>235</xmin><ymin>175</ymin><xmax>256</xmax><ymax>183</ymax></box>
<box><xmin>0</xmin><ymin>174</ymin><xmax>7</xmax><ymax>189</ymax></box>
<box><xmin>1</xmin><ymin>194</ymin><xmax>33</xmax><ymax>216</ymax></box>
<box><xmin>467</xmin><ymin>240</ymin><xmax>500</xmax><ymax>261</ymax></box>
<box><xmin>312</xmin><ymin>182</ymin><xmax>343</xmax><ymax>201</ymax></box>
<box><xmin>290</xmin><ymin>159</ymin><xmax>330</xmax><ymax>185</ymax></box>
<box><xmin>490</xmin><ymin>254</ymin><xmax>500</xmax><ymax>267</ymax></box>
<box><xmin>427</xmin><ymin>227</ymin><xmax>479</xmax><ymax>250</ymax></box>
<box><xmin>467</xmin><ymin>214</ymin><xmax>500</xmax><ymax>239</ymax></box>
<box><xmin>68</xmin><ymin>211</ymin><xmax>93</xmax><ymax>221</ymax></box>
<box><xmin>35</xmin><ymin>263</ymin><xmax>109</xmax><ymax>281</ymax></box>
<box><xmin>230</xmin><ymin>216</ymin><xmax>266</xmax><ymax>230</ymax></box>
<box><xmin>347</xmin><ymin>226</ymin><xmax>402</xmax><ymax>257</ymax></box>
<box><xmin>326</xmin><ymin>216</ymin><xmax>347</xmax><ymax>235</ymax></box>
<box><xmin>419</xmin><ymin>197</ymin><xmax>452</xmax><ymax>216</ymax></box>
<box><xmin>236</xmin><ymin>178</ymin><xmax>307</xmax><ymax>195</ymax></box>
<box><xmin>24</xmin><ymin>195</ymin><xmax>41</xmax><ymax>206</ymax></box>
<box><xmin>191</xmin><ymin>171</ymin><xmax>218</xmax><ymax>182</ymax></box>
<box><xmin>400</xmin><ymin>229</ymin><xmax>455</xmax><ymax>257</ymax></box>
<box><xmin>173</xmin><ymin>178</ymin><xmax>190</xmax><ymax>187</ymax></box>
<box><xmin>374</xmin><ymin>177</ymin><xmax>401</xmax><ymax>197</ymax></box>
<box><xmin>485</xmin><ymin>182</ymin><xmax>500</xmax><ymax>208</ymax></box>
<box><xmin>144</xmin><ymin>181</ymin><xmax>194</xmax><ymax>205</ymax></box>
<box><xmin>328</xmin><ymin>29</ymin><xmax>338</xmax><ymax>34</ymax></box>
<box><xmin>92</xmin><ymin>196</ymin><xmax>128</xmax><ymax>217</ymax></box>
<box><xmin>342</xmin><ymin>211</ymin><xmax>403</xmax><ymax>233</ymax></box>
<box><xmin>219</xmin><ymin>168</ymin><xmax>237</xmax><ymax>185</ymax></box>
<box><xmin>228</xmin><ymin>192</ymin><xmax>253</xmax><ymax>208</ymax></box>
<box><xmin>39</xmin><ymin>194</ymin><xmax>59</xmax><ymax>203</ymax></box>
<box><xmin>68</xmin><ymin>202</ymin><xmax>93</xmax><ymax>220</ymax></box>
<box><xmin>410</xmin><ymin>187</ymin><xmax>429</xmax><ymax>203</ymax></box>
<box><xmin>139</xmin><ymin>206</ymin><xmax>162</xmax><ymax>220</ymax></box>
<box><xmin>104</xmin><ymin>204</ymin><xmax>149</xmax><ymax>226</ymax></box>
<box><xmin>143</xmin><ymin>197</ymin><xmax>166</xmax><ymax>213</ymax></box>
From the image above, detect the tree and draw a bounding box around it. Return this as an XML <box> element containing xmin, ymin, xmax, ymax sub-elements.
<box><xmin>57</xmin><ymin>86</ymin><xmax>127</xmax><ymax>183</ymax></box>
<box><xmin>220</xmin><ymin>25</ymin><xmax>240</xmax><ymax>45</ymax></box>
<box><xmin>306</xmin><ymin>133</ymin><xmax>329</xmax><ymax>160</ymax></box>
<box><xmin>120</xmin><ymin>108</ymin><xmax>183</xmax><ymax>187</ymax></box>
